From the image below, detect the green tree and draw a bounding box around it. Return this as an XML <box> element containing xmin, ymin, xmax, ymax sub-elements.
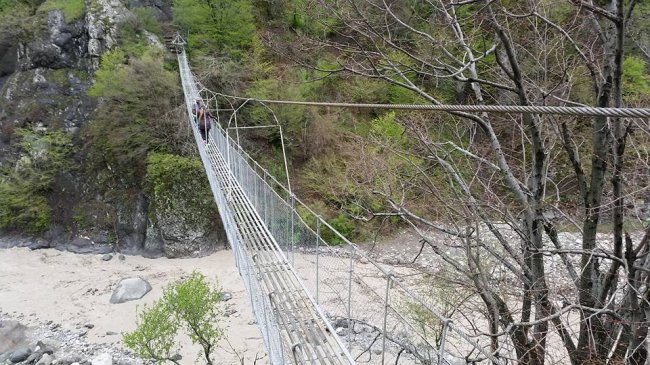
<box><xmin>123</xmin><ymin>272</ymin><xmax>224</xmax><ymax>365</ymax></box>
<box><xmin>172</xmin><ymin>0</ymin><xmax>255</xmax><ymax>57</ymax></box>
<box><xmin>123</xmin><ymin>301</ymin><xmax>181</xmax><ymax>365</ymax></box>
<box><xmin>164</xmin><ymin>272</ymin><xmax>223</xmax><ymax>365</ymax></box>
<box><xmin>85</xmin><ymin>47</ymin><xmax>178</xmax><ymax>186</ymax></box>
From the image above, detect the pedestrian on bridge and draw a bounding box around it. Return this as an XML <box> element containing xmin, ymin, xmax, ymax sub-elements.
<box><xmin>191</xmin><ymin>97</ymin><xmax>203</xmax><ymax>122</ymax></box>
<box><xmin>198</xmin><ymin>104</ymin><xmax>214</xmax><ymax>145</ymax></box>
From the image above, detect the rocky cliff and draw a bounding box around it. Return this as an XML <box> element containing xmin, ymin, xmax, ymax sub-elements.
<box><xmin>0</xmin><ymin>0</ymin><xmax>226</xmax><ymax>257</ymax></box>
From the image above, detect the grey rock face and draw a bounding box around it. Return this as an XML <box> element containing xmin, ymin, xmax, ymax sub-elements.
<box><xmin>66</xmin><ymin>237</ymin><xmax>113</xmax><ymax>255</ymax></box>
<box><xmin>84</xmin><ymin>0</ymin><xmax>129</xmax><ymax>68</ymax></box>
<box><xmin>109</xmin><ymin>278</ymin><xmax>152</xmax><ymax>304</ymax></box>
<box><xmin>114</xmin><ymin>193</ymin><xmax>149</xmax><ymax>255</ymax></box>
<box><xmin>9</xmin><ymin>346</ymin><xmax>31</xmax><ymax>363</ymax></box>
<box><xmin>151</xmin><ymin>210</ymin><xmax>227</xmax><ymax>258</ymax></box>
<box><xmin>17</xmin><ymin>11</ymin><xmax>90</xmax><ymax>71</ymax></box>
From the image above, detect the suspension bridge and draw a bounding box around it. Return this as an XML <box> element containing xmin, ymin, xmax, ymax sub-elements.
<box><xmin>173</xmin><ymin>36</ymin><xmax>517</xmax><ymax>365</ymax></box>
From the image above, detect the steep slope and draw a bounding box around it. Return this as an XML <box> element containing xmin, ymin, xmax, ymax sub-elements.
<box><xmin>0</xmin><ymin>0</ymin><xmax>225</xmax><ymax>257</ymax></box>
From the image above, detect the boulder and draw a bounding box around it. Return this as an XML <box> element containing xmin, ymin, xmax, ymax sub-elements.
<box><xmin>91</xmin><ymin>353</ymin><xmax>112</xmax><ymax>365</ymax></box>
<box><xmin>34</xmin><ymin>341</ymin><xmax>54</xmax><ymax>356</ymax></box>
<box><xmin>28</xmin><ymin>238</ymin><xmax>51</xmax><ymax>250</ymax></box>
<box><xmin>110</xmin><ymin>278</ymin><xmax>152</xmax><ymax>304</ymax></box>
<box><xmin>24</xmin><ymin>351</ymin><xmax>43</xmax><ymax>364</ymax></box>
<box><xmin>221</xmin><ymin>292</ymin><xmax>232</xmax><ymax>302</ymax></box>
<box><xmin>36</xmin><ymin>354</ymin><xmax>53</xmax><ymax>365</ymax></box>
<box><xmin>0</xmin><ymin>320</ymin><xmax>27</xmax><ymax>353</ymax></box>
<box><xmin>9</xmin><ymin>346</ymin><xmax>31</xmax><ymax>363</ymax></box>
<box><xmin>55</xmin><ymin>354</ymin><xmax>82</xmax><ymax>365</ymax></box>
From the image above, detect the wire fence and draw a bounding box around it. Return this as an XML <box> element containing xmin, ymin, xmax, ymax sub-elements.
<box><xmin>177</xmin><ymin>41</ymin><xmax>513</xmax><ymax>364</ymax></box>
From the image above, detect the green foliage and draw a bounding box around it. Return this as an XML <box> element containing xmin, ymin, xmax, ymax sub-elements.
<box><xmin>85</xmin><ymin>47</ymin><xmax>178</xmax><ymax>185</ymax></box>
<box><xmin>0</xmin><ymin>0</ymin><xmax>14</xmax><ymax>12</ymax></box>
<box><xmin>133</xmin><ymin>7</ymin><xmax>162</xmax><ymax>35</ymax></box>
<box><xmin>283</xmin><ymin>0</ymin><xmax>339</xmax><ymax>36</ymax></box>
<box><xmin>123</xmin><ymin>301</ymin><xmax>180</xmax><ymax>364</ymax></box>
<box><xmin>369</xmin><ymin>112</ymin><xmax>408</xmax><ymax>146</ymax></box>
<box><xmin>173</xmin><ymin>0</ymin><xmax>255</xmax><ymax>57</ymax></box>
<box><xmin>0</xmin><ymin>182</ymin><xmax>51</xmax><ymax>233</ymax></box>
<box><xmin>145</xmin><ymin>153</ymin><xmax>218</xmax><ymax>228</ymax></box>
<box><xmin>0</xmin><ymin>1</ymin><xmax>44</xmax><ymax>42</ymax></box>
<box><xmin>623</xmin><ymin>56</ymin><xmax>650</xmax><ymax>102</ymax></box>
<box><xmin>323</xmin><ymin>213</ymin><xmax>355</xmax><ymax>245</ymax></box>
<box><xmin>38</xmin><ymin>0</ymin><xmax>84</xmax><ymax>22</ymax></box>
<box><xmin>163</xmin><ymin>272</ymin><xmax>223</xmax><ymax>360</ymax></box>
<box><xmin>0</xmin><ymin>129</ymin><xmax>75</xmax><ymax>233</ymax></box>
<box><xmin>116</xmin><ymin>8</ymin><xmax>163</xmax><ymax>56</ymax></box>
<box><xmin>124</xmin><ymin>272</ymin><xmax>223</xmax><ymax>364</ymax></box>
<box><xmin>87</xmin><ymin>49</ymin><xmax>128</xmax><ymax>97</ymax></box>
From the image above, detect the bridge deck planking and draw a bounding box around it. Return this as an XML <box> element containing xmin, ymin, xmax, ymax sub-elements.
<box><xmin>212</xmin><ymin>151</ymin><xmax>344</xmax><ymax>364</ymax></box>
<box><xmin>227</xmin><ymin>173</ymin><xmax>342</xmax><ymax>364</ymax></box>
<box><xmin>203</xmin><ymin>141</ymin><xmax>351</xmax><ymax>364</ymax></box>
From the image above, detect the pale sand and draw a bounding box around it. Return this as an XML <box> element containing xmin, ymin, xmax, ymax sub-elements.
<box><xmin>0</xmin><ymin>247</ymin><xmax>267</xmax><ymax>364</ymax></box>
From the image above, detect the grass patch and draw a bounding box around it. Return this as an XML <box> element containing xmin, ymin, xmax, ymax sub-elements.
<box><xmin>38</xmin><ymin>0</ymin><xmax>84</xmax><ymax>22</ymax></box>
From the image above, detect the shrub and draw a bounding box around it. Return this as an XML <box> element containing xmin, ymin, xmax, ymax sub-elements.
<box><xmin>623</xmin><ymin>56</ymin><xmax>650</xmax><ymax>103</ymax></box>
<box><xmin>85</xmin><ymin>47</ymin><xmax>178</xmax><ymax>186</ymax></box>
<box><xmin>123</xmin><ymin>272</ymin><xmax>223</xmax><ymax>365</ymax></box>
<box><xmin>0</xmin><ymin>128</ymin><xmax>75</xmax><ymax>233</ymax></box>
<box><xmin>38</xmin><ymin>0</ymin><xmax>84</xmax><ymax>22</ymax></box>
<box><xmin>145</xmin><ymin>152</ymin><xmax>218</xmax><ymax>228</ymax></box>
<box><xmin>172</xmin><ymin>0</ymin><xmax>255</xmax><ymax>57</ymax></box>
<box><xmin>0</xmin><ymin>181</ymin><xmax>51</xmax><ymax>233</ymax></box>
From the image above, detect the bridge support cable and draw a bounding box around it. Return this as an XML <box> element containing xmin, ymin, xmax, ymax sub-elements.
<box><xmin>178</xmin><ymin>39</ymin><xmax>511</xmax><ymax>364</ymax></box>
<box><xmin>178</xmin><ymin>47</ymin><xmax>355</xmax><ymax>365</ymax></box>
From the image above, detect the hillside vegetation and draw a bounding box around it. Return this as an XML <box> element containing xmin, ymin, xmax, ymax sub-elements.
<box><xmin>170</xmin><ymin>1</ymin><xmax>650</xmax><ymax>363</ymax></box>
<box><xmin>0</xmin><ymin>0</ymin><xmax>649</xmax><ymax>362</ymax></box>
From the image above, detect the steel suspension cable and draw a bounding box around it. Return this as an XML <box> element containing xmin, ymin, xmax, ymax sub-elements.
<box><xmin>207</xmin><ymin>92</ymin><xmax>650</xmax><ymax>119</ymax></box>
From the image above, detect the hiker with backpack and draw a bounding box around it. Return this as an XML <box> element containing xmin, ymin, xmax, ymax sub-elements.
<box><xmin>197</xmin><ymin>103</ymin><xmax>214</xmax><ymax>145</ymax></box>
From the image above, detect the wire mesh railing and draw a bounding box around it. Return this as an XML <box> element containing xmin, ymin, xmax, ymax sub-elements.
<box><xmin>176</xmin><ymin>38</ymin><xmax>511</xmax><ymax>364</ymax></box>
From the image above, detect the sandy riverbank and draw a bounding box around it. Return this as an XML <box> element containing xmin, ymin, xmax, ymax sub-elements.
<box><xmin>0</xmin><ymin>247</ymin><xmax>266</xmax><ymax>364</ymax></box>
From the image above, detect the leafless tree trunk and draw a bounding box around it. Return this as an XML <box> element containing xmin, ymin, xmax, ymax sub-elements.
<box><xmin>293</xmin><ymin>0</ymin><xmax>650</xmax><ymax>363</ymax></box>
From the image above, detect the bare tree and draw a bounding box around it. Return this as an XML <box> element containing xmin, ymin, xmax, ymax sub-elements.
<box><xmin>295</xmin><ymin>0</ymin><xmax>650</xmax><ymax>363</ymax></box>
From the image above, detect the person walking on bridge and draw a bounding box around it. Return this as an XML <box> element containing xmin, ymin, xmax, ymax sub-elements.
<box><xmin>197</xmin><ymin>103</ymin><xmax>214</xmax><ymax>145</ymax></box>
<box><xmin>191</xmin><ymin>97</ymin><xmax>203</xmax><ymax>122</ymax></box>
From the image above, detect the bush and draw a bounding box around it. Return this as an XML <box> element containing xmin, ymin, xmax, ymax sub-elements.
<box><xmin>85</xmin><ymin>47</ymin><xmax>178</xmax><ymax>185</ymax></box>
<box><xmin>0</xmin><ymin>1</ymin><xmax>45</xmax><ymax>42</ymax></box>
<box><xmin>0</xmin><ymin>128</ymin><xmax>75</xmax><ymax>233</ymax></box>
<box><xmin>38</xmin><ymin>0</ymin><xmax>84</xmax><ymax>22</ymax></box>
<box><xmin>172</xmin><ymin>0</ymin><xmax>255</xmax><ymax>57</ymax></box>
<box><xmin>623</xmin><ymin>56</ymin><xmax>650</xmax><ymax>103</ymax></box>
<box><xmin>0</xmin><ymin>181</ymin><xmax>51</xmax><ymax>233</ymax></box>
<box><xmin>145</xmin><ymin>152</ymin><xmax>218</xmax><ymax>228</ymax></box>
<box><xmin>123</xmin><ymin>272</ymin><xmax>223</xmax><ymax>365</ymax></box>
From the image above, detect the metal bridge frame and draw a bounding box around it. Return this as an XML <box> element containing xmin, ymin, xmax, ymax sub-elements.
<box><xmin>177</xmin><ymin>39</ymin><xmax>509</xmax><ymax>365</ymax></box>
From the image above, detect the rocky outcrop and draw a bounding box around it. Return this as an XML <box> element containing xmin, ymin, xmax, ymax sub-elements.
<box><xmin>17</xmin><ymin>11</ymin><xmax>90</xmax><ymax>71</ymax></box>
<box><xmin>0</xmin><ymin>0</ymin><xmax>227</xmax><ymax>259</ymax></box>
<box><xmin>145</xmin><ymin>211</ymin><xmax>228</xmax><ymax>258</ymax></box>
<box><xmin>85</xmin><ymin>0</ymin><xmax>129</xmax><ymax>69</ymax></box>
<box><xmin>0</xmin><ymin>315</ymin><xmax>142</xmax><ymax>365</ymax></box>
